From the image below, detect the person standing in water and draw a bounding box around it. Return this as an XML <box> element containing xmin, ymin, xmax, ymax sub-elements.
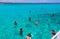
<box><xmin>26</xmin><ymin>33</ymin><xmax>32</xmax><ymax>39</ymax></box>
<box><xmin>28</xmin><ymin>17</ymin><xmax>31</xmax><ymax>22</ymax></box>
<box><xmin>51</xmin><ymin>30</ymin><xmax>56</xmax><ymax>36</ymax></box>
<box><xmin>14</xmin><ymin>21</ymin><xmax>18</xmax><ymax>34</ymax></box>
<box><xmin>14</xmin><ymin>21</ymin><xmax>17</xmax><ymax>28</ymax></box>
<box><xmin>20</xmin><ymin>28</ymin><xmax>23</xmax><ymax>36</ymax></box>
<box><xmin>35</xmin><ymin>20</ymin><xmax>39</xmax><ymax>26</ymax></box>
<box><xmin>51</xmin><ymin>14</ymin><xmax>55</xmax><ymax>17</ymax></box>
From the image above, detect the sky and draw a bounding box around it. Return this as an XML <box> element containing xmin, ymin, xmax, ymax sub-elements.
<box><xmin>0</xmin><ymin>0</ymin><xmax>60</xmax><ymax>3</ymax></box>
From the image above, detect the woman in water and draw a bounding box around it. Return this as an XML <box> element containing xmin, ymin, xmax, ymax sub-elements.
<box><xmin>20</xmin><ymin>28</ymin><xmax>23</xmax><ymax>36</ymax></box>
<box><xmin>51</xmin><ymin>30</ymin><xmax>56</xmax><ymax>36</ymax></box>
<box><xmin>26</xmin><ymin>33</ymin><xmax>32</xmax><ymax>39</ymax></box>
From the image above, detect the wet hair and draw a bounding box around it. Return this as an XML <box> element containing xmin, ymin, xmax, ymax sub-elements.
<box><xmin>20</xmin><ymin>28</ymin><xmax>23</xmax><ymax>32</ymax></box>
<box><xmin>14</xmin><ymin>21</ymin><xmax>17</xmax><ymax>26</ymax></box>
<box><xmin>51</xmin><ymin>30</ymin><xmax>56</xmax><ymax>36</ymax></box>
<box><xmin>52</xmin><ymin>30</ymin><xmax>55</xmax><ymax>32</ymax></box>
<box><xmin>27</xmin><ymin>33</ymin><xmax>31</xmax><ymax>37</ymax></box>
<box><xmin>20</xmin><ymin>28</ymin><xmax>22</xmax><ymax>30</ymax></box>
<box><xmin>20</xmin><ymin>28</ymin><xmax>23</xmax><ymax>36</ymax></box>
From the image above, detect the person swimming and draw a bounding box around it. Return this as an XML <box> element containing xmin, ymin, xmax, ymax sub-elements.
<box><xmin>20</xmin><ymin>28</ymin><xmax>23</xmax><ymax>36</ymax></box>
<box><xmin>51</xmin><ymin>30</ymin><xmax>56</xmax><ymax>36</ymax></box>
<box><xmin>26</xmin><ymin>33</ymin><xmax>32</xmax><ymax>39</ymax></box>
<box><xmin>35</xmin><ymin>20</ymin><xmax>39</xmax><ymax>26</ymax></box>
<box><xmin>28</xmin><ymin>17</ymin><xmax>31</xmax><ymax>21</ymax></box>
<box><xmin>51</xmin><ymin>14</ymin><xmax>55</xmax><ymax>17</ymax></box>
<box><xmin>14</xmin><ymin>21</ymin><xmax>17</xmax><ymax>26</ymax></box>
<box><xmin>14</xmin><ymin>21</ymin><xmax>17</xmax><ymax>28</ymax></box>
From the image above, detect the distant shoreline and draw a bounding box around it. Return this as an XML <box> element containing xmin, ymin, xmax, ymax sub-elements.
<box><xmin>0</xmin><ymin>2</ymin><xmax>60</xmax><ymax>4</ymax></box>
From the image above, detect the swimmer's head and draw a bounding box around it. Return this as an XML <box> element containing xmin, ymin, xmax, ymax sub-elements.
<box><xmin>51</xmin><ymin>30</ymin><xmax>56</xmax><ymax>36</ymax></box>
<box><xmin>51</xmin><ymin>30</ymin><xmax>55</xmax><ymax>32</ymax></box>
<box><xmin>20</xmin><ymin>28</ymin><xmax>23</xmax><ymax>32</ymax></box>
<box><xmin>14</xmin><ymin>21</ymin><xmax>17</xmax><ymax>26</ymax></box>
<box><xmin>27</xmin><ymin>33</ymin><xmax>31</xmax><ymax>37</ymax></box>
<box><xmin>29</xmin><ymin>17</ymin><xmax>31</xmax><ymax>21</ymax></box>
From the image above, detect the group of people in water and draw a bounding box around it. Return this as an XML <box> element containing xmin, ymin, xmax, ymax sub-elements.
<box><xmin>13</xmin><ymin>17</ymin><xmax>40</xmax><ymax>39</ymax></box>
<box><xmin>13</xmin><ymin>14</ymin><xmax>56</xmax><ymax>39</ymax></box>
<box><xmin>14</xmin><ymin>17</ymin><xmax>32</xmax><ymax>39</ymax></box>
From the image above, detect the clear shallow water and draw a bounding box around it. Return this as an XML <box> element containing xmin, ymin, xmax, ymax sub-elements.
<box><xmin>0</xmin><ymin>3</ymin><xmax>60</xmax><ymax>39</ymax></box>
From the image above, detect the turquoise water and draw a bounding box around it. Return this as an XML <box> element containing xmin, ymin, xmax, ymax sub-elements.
<box><xmin>0</xmin><ymin>3</ymin><xmax>60</xmax><ymax>39</ymax></box>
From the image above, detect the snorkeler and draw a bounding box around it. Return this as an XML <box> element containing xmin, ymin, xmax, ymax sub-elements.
<box><xmin>28</xmin><ymin>17</ymin><xmax>31</xmax><ymax>21</ymax></box>
<box><xmin>26</xmin><ymin>33</ymin><xmax>32</xmax><ymax>39</ymax></box>
<box><xmin>51</xmin><ymin>30</ymin><xmax>56</xmax><ymax>36</ymax></box>
<box><xmin>14</xmin><ymin>21</ymin><xmax>17</xmax><ymax>28</ymax></box>
<box><xmin>20</xmin><ymin>28</ymin><xmax>23</xmax><ymax>36</ymax></box>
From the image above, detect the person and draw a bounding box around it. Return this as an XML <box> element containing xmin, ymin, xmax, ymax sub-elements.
<box><xmin>26</xmin><ymin>33</ymin><xmax>32</xmax><ymax>39</ymax></box>
<box><xmin>51</xmin><ymin>30</ymin><xmax>56</xmax><ymax>36</ymax></box>
<box><xmin>20</xmin><ymin>28</ymin><xmax>23</xmax><ymax>36</ymax></box>
<box><xmin>35</xmin><ymin>20</ymin><xmax>39</xmax><ymax>25</ymax></box>
<box><xmin>51</xmin><ymin>14</ymin><xmax>55</xmax><ymax>17</ymax></box>
<box><xmin>28</xmin><ymin>17</ymin><xmax>31</xmax><ymax>21</ymax></box>
<box><xmin>14</xmin><ymin>21</ymin><xmax>17</xmax><ymax>28</ymax></box>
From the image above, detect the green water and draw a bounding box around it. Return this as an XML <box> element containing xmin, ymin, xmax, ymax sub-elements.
<box><xmin>0</xmin><ymin>3</ymin><xmax>60</xmax><ymax>39</ymax></box>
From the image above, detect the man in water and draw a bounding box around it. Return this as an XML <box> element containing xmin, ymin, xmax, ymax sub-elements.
<box><xmin>14</xmin><ymin>21</ymin><xmax>18</xmax><ymax>34</ymax></box>
<box><xmin>26</xmin><ymin>33</ymin><xmax>32</xmax><ymax>39</ymax></box>
<box><xmin>20</xmin><ymin>28</ymin><xmax>23</xmax><ymax>36</ymax></box>
<box><xmin>28</xmin><ymin>17</ymin><xmax>31</xmax><ymax>21</ymax></box>
<box><xmin>51</xmin><ymin>30</ymin><xmax>56</xmax><ymax>36</ymax></box>
<box><xmin>14</xmin><ymin>21</ymin><xmax>17</xmax><ymax>28</ymax></box>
